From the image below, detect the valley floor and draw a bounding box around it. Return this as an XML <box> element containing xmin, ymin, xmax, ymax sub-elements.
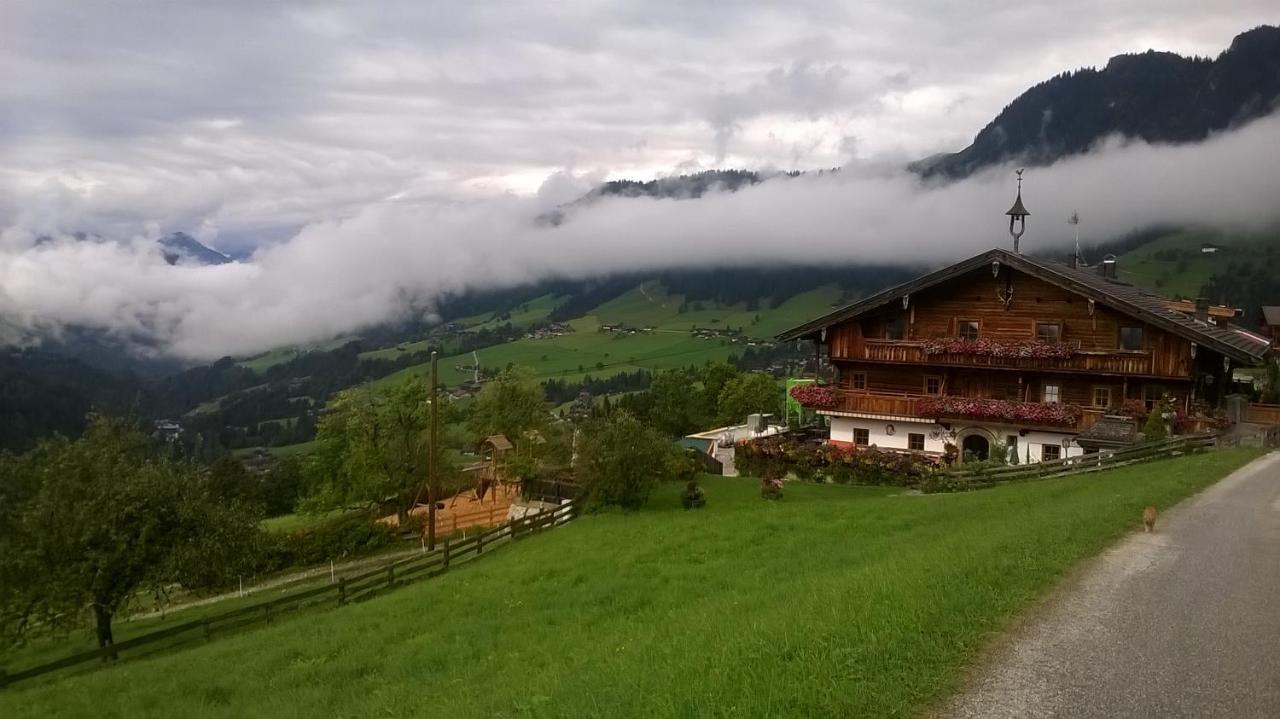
<box><xmin>0</xmin><ymin>449</ymin><xmax>1260</xmax><ymax>718</ymax></box>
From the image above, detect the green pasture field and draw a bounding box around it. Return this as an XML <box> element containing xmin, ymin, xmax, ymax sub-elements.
<box><xmin>2</xmin><ymin>448</ymin><xmax>1259</xmax><ymax>718</ymax></box>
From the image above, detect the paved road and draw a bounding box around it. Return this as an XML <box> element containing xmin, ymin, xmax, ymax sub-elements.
<box><xmin>941</xmin><ymin>451</ymin><xmax>1280</xmax><ymax>719</ymax></box>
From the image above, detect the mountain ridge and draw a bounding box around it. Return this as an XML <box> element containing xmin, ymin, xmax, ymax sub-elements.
<box><xmin>913</xmin><ymin>25</ymin><xmax>1280</xmax><ymax>178</ymax></box>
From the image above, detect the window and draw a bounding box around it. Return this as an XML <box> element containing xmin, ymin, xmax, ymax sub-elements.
<box><xmin>908</xmin><ymin>433</ymin><xmax>925</xmax><ymax>451</ymax></box>
<box><xmin>924</xmin><ymin>375</ymin><xmax>942</xmax><ymax>395</ymax></box>
<box><xmin>882</xmin><ymin>315</ymin><xmax>905</xmax><ymax>340</ymax></box>
<box><xmin>851</xmin><ymin>372</ymin><xmax>867</xmax><ymax>390</ymax></box>
<box><xmin>958</xmin><ymin>320</ymin><xmax>980</xmax><ymax>341</ymax></box>
<box><xmin>853</xmin><ymin>428</ymin><xmax>870</xmax><ymax>446</ymax></box>
<box><xmin>1092</xmin><ymin>386</ymin><xmax>1111</xmax><ymax>409</ymax></box>
<box><xmin>1143</xmin><ymin>384</ymin><xmax>1166</xmax><ymax>411</ymax></box>
<box><xmin>1119</xmin><ymin>326</ymin><xmax>1144</xmax><ymax>351</ymax></box>
<box><xmin>1035</xmin><ymin>322</ymin><xmax>1062</xmax><ymax>343</ymax></box>
<box><xmin>1041</xmin><ymin>445</ymin><xmax>1061</xmax><ymax>462</ymax></box>
<box><xmin>1042</xmin><ymin>382</ymin><xmax>1061</xmax><ymax>404</ymax></box>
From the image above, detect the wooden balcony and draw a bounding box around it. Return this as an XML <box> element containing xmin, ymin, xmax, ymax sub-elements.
<box><xmin>841</xmin><ymin>340</ymin><xmax>1157</xmax><ymax>376</ymax></box>
<box><xmin>823</xmin><ymin>389</ymin><xmax>1106</xmax><ymax>433</ymax></box>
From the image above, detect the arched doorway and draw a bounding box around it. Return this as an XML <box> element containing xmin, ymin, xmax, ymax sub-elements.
<box><xmin>962</xmin><ymin>434</ymin><xmax>990</xmax><ymax>462</ymax></box>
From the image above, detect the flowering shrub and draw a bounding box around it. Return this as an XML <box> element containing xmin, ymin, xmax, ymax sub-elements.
<box><xmin>1116</xmin><ymin>398</ymin><xmax>1149</xmax><ymax>421</ymax></box>
<box><xmin>916</xmin><ymin>396</ymin><xmax>1081</xmax><ymax>426</ymax></box>
<box><xmin>1190</xmin><ymin>401</ymin><xmax>1232</xmax><ymax>430</ymax></box>
<box><xmin>789</xmin><ymin>384</ymin><xmax>837</xmax><ymax>409</ymax></box>
<box><xmin>736</xmin><ymin>436</ymin><xmax>937</xmax><ymax>487</ymax></box>
<box><xmin>921</xmin><ymin>337</ymin><xmax>1075</xmax><ymax>359</ymax></box>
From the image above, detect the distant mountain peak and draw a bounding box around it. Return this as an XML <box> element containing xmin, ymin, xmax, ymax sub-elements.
<box><xmin>158</xmin><ymin>232</ymin><xmax>232</xmax><ymax>266</ymax></box>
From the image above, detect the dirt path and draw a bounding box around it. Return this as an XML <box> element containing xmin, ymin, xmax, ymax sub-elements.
<box><xmin>938</xmin><ymin>451</ymin><xmax>1280</xmax><ymax>718</ymax></box>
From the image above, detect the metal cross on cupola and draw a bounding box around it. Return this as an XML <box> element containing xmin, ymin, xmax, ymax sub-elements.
<box><xmin>1006</xmin><ymin>168</ymin><xmax>1030</xmax><ymax>254</ymax></box>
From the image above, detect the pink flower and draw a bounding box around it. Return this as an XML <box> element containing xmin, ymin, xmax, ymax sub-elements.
<box><xmin>916</xmin><ymin>396</ymin><xmax>1080</xmax><ymax>426</ymax></box>
<box><xmin>790</xmin><ymin>384</ymin><xmax>837</xmax><ymax>408</ymax></box>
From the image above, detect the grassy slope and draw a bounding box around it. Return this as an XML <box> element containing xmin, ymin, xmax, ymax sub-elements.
<box><xmin>1116</xmin><ymin>228</ymin><xmax>1277</xmax><ymax>299</ymax></box>
<box><xmin>2</xmin><ymin>448</ymin><xmax>1259</xmax><ymax>718</ymax></box>
<box><xmin>372</xmin><ymin>284</ymin><xmax>843</xmax><ymax>389</ymax></box>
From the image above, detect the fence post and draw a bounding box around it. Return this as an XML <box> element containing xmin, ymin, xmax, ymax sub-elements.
<box><xmin>338</xmin><ymin>577</ymin><xmax>347</xmax><ymax>606</ymax></box>
<box><xmin>476</xmin><ymin>532</ymin><xmax>484</xmax><ymax>555</ymax></box>
<box><xmin>203</xmin><ymin>618</ymin><xmax>212</xmax><ymax>642</ymax></box>
<box><xmin>443</xmin><ymin>538</ymin><xmax>452</xmax><ymax>569</ymax></box>
<box><xmin>387</xmin><ymin>564</ymin><xmax>395</xmax><ymax>588</ymax></box>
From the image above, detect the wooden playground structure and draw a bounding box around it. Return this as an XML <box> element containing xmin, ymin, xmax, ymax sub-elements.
<box><xmin>400</xmin><ymin>434</ymin><xmax>524</xmax><ymax>536</ymax></box>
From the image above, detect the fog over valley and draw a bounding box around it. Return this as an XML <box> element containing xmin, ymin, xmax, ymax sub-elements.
<box><xmin>2</xmin><ymin>2</ymin><xmax>1278</xmax><ymax>360</ymax></box>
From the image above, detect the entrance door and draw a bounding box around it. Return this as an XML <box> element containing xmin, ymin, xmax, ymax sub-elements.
<box><xmin>962</xmin><ymin>434</ymin><xmax>990</xmax><ymax>462</ymax></box>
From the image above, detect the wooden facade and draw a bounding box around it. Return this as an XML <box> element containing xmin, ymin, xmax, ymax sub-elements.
<box><xmin>822</xmin><ymin>267</ymin><xmax>1219</xmax><ymax>423</ymax></box>
<box><xmin>781</xmin><ymin>248</ymin><xmax>1272</xmax><ymax>458</ymax></box>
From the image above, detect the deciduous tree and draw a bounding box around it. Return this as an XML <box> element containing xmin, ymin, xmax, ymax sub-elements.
<box><xmin>0</xmin><ymin>417</ymin><xmax>261</xmax><ymax>656</ymax></box>
<box><xmin>304</xmin><ymin>377</ymin><xmax>433</xmax><ymax>523</ymax></box>
<box><xmin>467</xmin><ymin>366</ymin><xmax>547</xmax><ymax>443</ymax></box>
<box><xmin>575</xmin><ymin>412</ymin><xmax>684</xmax><ymax>510</ymax></box>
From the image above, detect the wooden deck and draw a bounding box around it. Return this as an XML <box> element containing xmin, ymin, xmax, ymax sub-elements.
<box><xmin>821</xmin><ymin>389</ymin><xmax>1105</xmax><ymax>433</ymax></box>
<box><xmin>840</xmin><ymin>340</ymin><xmax>1161</xmax><ymax>376</ymax></box>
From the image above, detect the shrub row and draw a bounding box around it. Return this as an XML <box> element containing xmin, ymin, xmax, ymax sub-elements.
<box><xmin>735</xmin><ymin>437</ymin><xmax>936</xmax><ymax>487</ymax></box>
<box><xmin>257</xmin><ymin>513</ymin><xmax>400</xmax><ymax>572</ymax></box>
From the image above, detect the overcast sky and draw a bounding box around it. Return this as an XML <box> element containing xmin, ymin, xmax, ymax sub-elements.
<box><xmin>2</xmin><ymin>1</ymin><xmax>1276</xmax><ymax>248</ymax></box>
<box><xmin>1</xmin><ymin>2</ymin><xmax>1279</xmax><ymax>359</ymax></box>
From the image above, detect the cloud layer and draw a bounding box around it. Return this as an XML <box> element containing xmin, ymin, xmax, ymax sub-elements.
<box><xmin>2</xmin><ymin>2</ymin><xmax>1276</xmax><ymax>248</ymax></box>
<box><xmin>4</xmin><ymin>114</ymin><xmax>1280</xmax><ymax>360</ymax></box>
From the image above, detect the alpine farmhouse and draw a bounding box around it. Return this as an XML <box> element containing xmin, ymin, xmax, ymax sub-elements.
<box><xmin>779</xmin><ymin>197</ymin><xmax>1272</xmax><ymax>463</ymax></box>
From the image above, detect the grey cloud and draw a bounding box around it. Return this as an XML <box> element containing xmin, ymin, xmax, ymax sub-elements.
<box><xmin>3</xmin><ymin>115</ymin><xmax>1280</xmax><ymax>360</ymax></box>
<box><xmin>2</xmin><ymin>1</ymin><xmax>1279</xmax><ymax>358</ymax></box>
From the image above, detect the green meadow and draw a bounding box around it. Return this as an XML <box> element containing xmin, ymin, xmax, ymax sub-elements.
<box><xmin>2</xmin><ymin>448</ymin><xmax>1258</xmax><ymax>718</ymax></box>
<box><xmin>372</xmin><ymin>284</ymin><xmax>844</xmax><ymax>388</ymax></box>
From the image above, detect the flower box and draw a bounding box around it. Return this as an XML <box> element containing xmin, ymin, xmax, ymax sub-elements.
<box><xmin>920</xmin><ymin>338</ymin><xmax>1075</xmax><ymax>359</ymax></box>
<box><xmin>916</xmin><ymin>396</ymin><xmax>1081</xmax><ymax>426</ymax></box>
<box><xmin>789</xmin><ymin>384</ymin><xmax>837</xmax><ymax>409</ymax></box>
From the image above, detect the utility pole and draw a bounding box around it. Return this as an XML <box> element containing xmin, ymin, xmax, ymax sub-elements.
<box><xmin>427</xmin><ymin>351</ymin><xmax>439</xmax><ymax>550</ymax></box>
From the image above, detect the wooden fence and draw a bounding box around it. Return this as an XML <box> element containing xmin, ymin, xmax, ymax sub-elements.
<box><xmin>935</xmin><ymin>434</ymin><xmax>1219</xmax><ymax>491</ymax></box>
<box><xmin>1247</xmin><ymin>403</ymin><xmax>1280</xmax><ymax>426</ymax></box>
<box><xmin>0</xmin><ymin>499</ymin><xmax>578</xmax><ymax>689</ymax></box>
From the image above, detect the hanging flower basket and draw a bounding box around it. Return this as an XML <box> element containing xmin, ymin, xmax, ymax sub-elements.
<box><xmin>921</xmin><ymin>338</ymin><xmax>1075</xmax><ymax>359</ymax></box>
<box><xmin>916</xmin><ymin>396</ymin><xmax>1081</xmax><ymax>426</ymax></box>
<box><xmin>789</xmin><ymin>384</ymin><xmax>837</xmax><ymax>409</ymax></box>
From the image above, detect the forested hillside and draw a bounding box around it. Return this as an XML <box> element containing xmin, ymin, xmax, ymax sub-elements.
<box><xmin>915</xmin><ymin>25</ymin><xmax>1280</xmax><ymax>178</ymax></box>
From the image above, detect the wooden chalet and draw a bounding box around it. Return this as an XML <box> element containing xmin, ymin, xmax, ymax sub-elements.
<box><xmin>780</xmin><ymin>246</ymin><xmax>1272</xmax><ymax>463</ymax></box>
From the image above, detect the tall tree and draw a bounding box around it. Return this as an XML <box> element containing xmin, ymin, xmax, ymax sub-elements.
<box><xmin>304</xmin><ymin>376</ymin><xmax>432</xmax><ymax>523</ymax></box>
<box><xmin>646</xmin><ymin>369</ymin><xmax>709</xmax><ymax>437</ymax></box>
<box><xmin>467</xmin><ymin>367</ymin><xmax>547</xmax><ymax>443</ymax></box>
<box><xmin>0</xmin><ymin>417</ymin><xmax>261</xmax><ymax>655</ymax></box>
<box><xmin>716</xmin><ymin>372</ymin><xmax>782</xmax><ymax>426</ymax></box>
<box><xmin>575</xmin><ymin>412</ymin><xmax>685</xmax><ymax>510</ymax></box>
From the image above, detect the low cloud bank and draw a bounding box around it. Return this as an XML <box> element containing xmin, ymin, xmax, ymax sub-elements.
<box><xmin>3</xmin><ymin>115</ymin><xmax>1280</xmax><ymax>361</ymax></box>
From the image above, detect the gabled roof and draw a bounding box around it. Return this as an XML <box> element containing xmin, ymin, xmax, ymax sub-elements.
<box><xmin>1263</xmin><ymin>306</ymin><xmax>1280</xmax><ymax>327</ymax></box>
<box><xmin>777</xmin><ymin>247</ymin><xmax>1271</xmax><ymax>365</ymax></box>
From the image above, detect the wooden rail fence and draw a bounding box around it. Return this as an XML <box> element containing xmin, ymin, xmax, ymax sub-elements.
<box><xmin>0</xmin><ymin>499</ymin><xmax>579</xmax><ymax>689</ymax></box>
<box><xmin>934</xmin><ymin>434</ymin><xmax>1219</xmax><ymax>491</ymax></box>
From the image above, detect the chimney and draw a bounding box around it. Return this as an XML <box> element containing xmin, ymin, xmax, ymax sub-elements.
<box><xmin>1098</xmin><ymin>254</ymin><xmax>1117</xmax><ymax>279</ymax></box>
<box><xmin>1194</xmin><ymin>297</ymin><xmax>1209</xmax><ymax>322</ymax></box>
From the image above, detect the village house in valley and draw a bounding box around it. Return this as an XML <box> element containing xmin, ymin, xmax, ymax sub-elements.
<box><xmin>780</xmin><ymin>188</ymin><xmax>1272</xmax><ymax>463</ymax></box>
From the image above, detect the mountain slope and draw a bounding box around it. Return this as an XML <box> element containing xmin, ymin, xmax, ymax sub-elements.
<box><xmin>159</xmin><ymin>232</ymin><xmax>232</xmax><ymax>265</ymax></box>
<box><xmin>915</xmin><ymin>25</ymin><xmax>1280</xmax><ymax>178</ymax></box>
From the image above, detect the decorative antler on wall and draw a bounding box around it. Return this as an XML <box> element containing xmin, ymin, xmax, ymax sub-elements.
<box><xmin>995</xmin><ymin>278</ymin><xmax>1014</xmax><ymax>309</ymax></box>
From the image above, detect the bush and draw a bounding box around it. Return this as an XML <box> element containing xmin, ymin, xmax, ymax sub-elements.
<box><xmin>577</xmin><ymin>412</ymin><xmax>681</xmax><ymax>510</ymax></box>
<box><xmin>736</xmin><ymin>436</ymin><xmax>936</xmax><ymax>487</ymax></box>
<box><xmin>1143</xmin><ymin>399</ymin><xmax>1171</xmax><ymax>441</ymax></box>
<box><xmin>259</xmin><ymin>513</ymin><xmax>398</xmax><ymax>571</ymax></box>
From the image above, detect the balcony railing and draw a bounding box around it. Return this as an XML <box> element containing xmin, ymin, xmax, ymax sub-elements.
<box><xmin>816</xmin><ymin>389</ymin><xmax>1106</xmax><ymax>433</ymax></box>
<box><xmin>842</xmin><ymin>340</ymin><xmax>1155</xmax><ymax>375</ymax></box>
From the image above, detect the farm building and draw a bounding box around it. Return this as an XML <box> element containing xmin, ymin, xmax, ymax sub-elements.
<box><xmin>779</xmin><ymin>188</ymin><xmax>1272</xmax><ymax>463</ymax></box>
